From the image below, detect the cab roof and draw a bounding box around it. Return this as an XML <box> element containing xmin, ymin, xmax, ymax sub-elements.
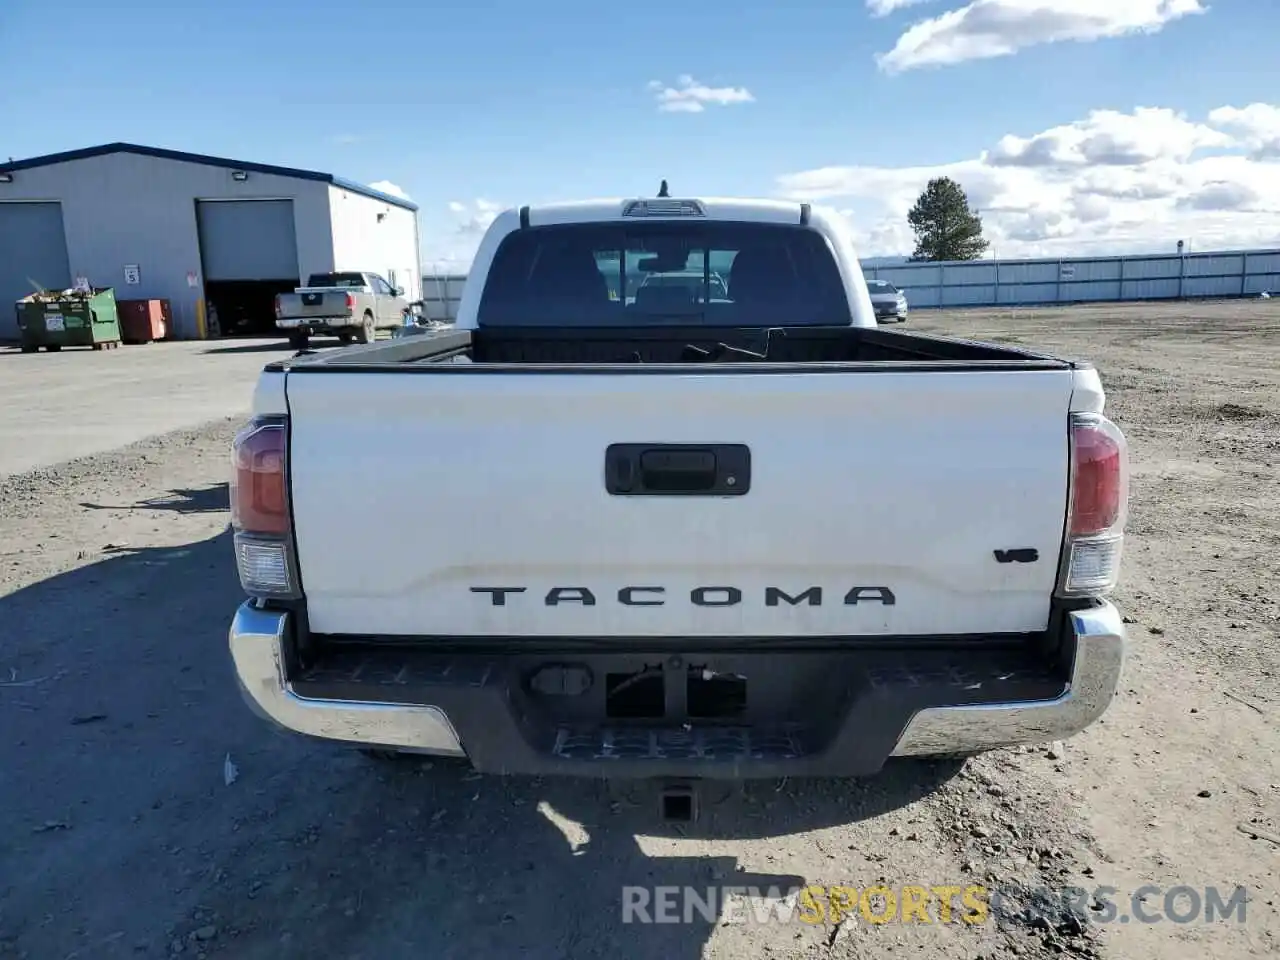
<box><xmin>516</xmin><ymin>197</ymin><xmax>811</xmax><ymax>227</ymax></box>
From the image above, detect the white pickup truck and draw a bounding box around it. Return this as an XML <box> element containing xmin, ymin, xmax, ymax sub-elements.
<box><xmin>228</xmin><ymin>196</ymin><xmax>1128</xmax><ymax>793</ymax></box>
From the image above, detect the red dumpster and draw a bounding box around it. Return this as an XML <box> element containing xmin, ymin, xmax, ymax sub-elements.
<box><xmin>117</xmin><ymin>299</ymin><xmax>171</xmax><ymax>344</ymax></box>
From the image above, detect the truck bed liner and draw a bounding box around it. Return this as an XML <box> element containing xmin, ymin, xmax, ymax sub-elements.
<box><xmin>268</xmin><ymin>325</ymin><xmax>1079</xmax><ymax>373</ymax></box>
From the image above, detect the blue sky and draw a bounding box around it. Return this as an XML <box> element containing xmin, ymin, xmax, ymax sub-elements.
<box><xmin>4</xmin><ymin>0</ymin><xmax>1278</xmax><ymax>265</ymax></box>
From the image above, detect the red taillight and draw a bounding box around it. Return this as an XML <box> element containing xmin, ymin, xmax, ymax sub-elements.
<box><xmin>345</xmin><ymin>293</ymin><xmax>356</xmax><ymax>309</ymax></box>
<box><xmin>1058</xmin><ymin>412</ymin><xmax>1129</xmax><ymax>598</ymax></box>
<box><xmin>230</xmin><ymin>418</ymin><xmax>298</xmax><ymax>598</ymax></box>
<box><xmin>231</xmin><ymin>420</ymin><xmax>289</xmax><ymax>535</ymax></box>
<box><xmin>1069</xmin><ymin>420</ymin><xmax>1124</xmax><ymax>536</ymax></box>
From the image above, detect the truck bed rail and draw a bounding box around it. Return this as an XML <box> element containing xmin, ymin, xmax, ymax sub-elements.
<box><xmin>266</xmin><ymin>325</ymin><xmax>1081</xmax><ymax>374</ymax></box>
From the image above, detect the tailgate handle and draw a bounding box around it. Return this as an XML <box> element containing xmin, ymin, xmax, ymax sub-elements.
<box><xmin>642</xmin><ymin>449</ymin><xmax>716</xmax><ymax>489</ymax></box>
<box><xmin>605</xmin><ymin>444</ymin><xmax>750</xmax><ymax>496</ymax></box>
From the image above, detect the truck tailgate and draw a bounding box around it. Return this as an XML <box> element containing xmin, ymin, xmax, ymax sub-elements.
<box><xmin>281</xmin><ymin>291</ymin><xmax>350</xmax><ymax>319</ymax></box>
<box><xmin>285</xmin><ymin>370</ymin><xmax>1073</xmax><ymax>637</ymax></box>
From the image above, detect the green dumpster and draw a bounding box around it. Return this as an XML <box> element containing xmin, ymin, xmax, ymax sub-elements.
<box><xmin>16</xmin><ymin>287</ymin><xmax>123</xmax><ymax>353</ymax></box>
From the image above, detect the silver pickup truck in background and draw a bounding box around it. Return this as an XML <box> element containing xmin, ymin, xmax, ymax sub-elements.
<box><xmin>274</xmin><ymin>272</ymin><xmax>408</xmax><ymax>349</ymax></box>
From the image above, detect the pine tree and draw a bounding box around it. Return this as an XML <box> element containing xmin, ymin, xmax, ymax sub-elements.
<box><xmin>907</xmin><ymin>177</ymin><xmax>990</xmax><ymax>262</ymax></box>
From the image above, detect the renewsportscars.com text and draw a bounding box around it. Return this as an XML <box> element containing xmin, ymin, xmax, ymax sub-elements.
<box><xmin>621</xmin><ymin>883</ymin><xmax>1249</xmax><ymax>926</ymax></box>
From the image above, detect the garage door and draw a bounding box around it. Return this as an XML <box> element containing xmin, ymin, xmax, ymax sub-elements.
<box><xmin>196</xmin><ymin>200</ymin><xmax>299</xmax><ymax>280</ymax></box>
<box><xmin>0</xmin><ymin>202</ymin><xmax>72</xmax><ymax>340</ymax></box>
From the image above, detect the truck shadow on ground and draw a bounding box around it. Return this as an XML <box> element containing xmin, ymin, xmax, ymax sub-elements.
<box><xmin>200</xmin><ymin>341</ymin><xmax>342</xmax><ymax>355</ymax></box>
<box><xmin>78</xmin><ymin>483</ymin><xmax>229</xmax><ymax>514</ymax></box>
<box><xmin>200</xmin><ymin>342</ymin><xmax>297</xmax><ymax>355</ymax></box>
<box><xmin>0</xmin><ymin>524</ymin><xmax>966</xmax><ymax>960</ymax></box>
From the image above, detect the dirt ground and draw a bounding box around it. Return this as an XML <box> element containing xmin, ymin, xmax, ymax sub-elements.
<box><xmin>1</xmin><ymin>299</ymin><xmax>1277</xmax><ymax>960</ymax></box>
<box><xmin>0</xmin><ymin>340</ymin><xmax>298</xmax><ymax>476</ymax></box>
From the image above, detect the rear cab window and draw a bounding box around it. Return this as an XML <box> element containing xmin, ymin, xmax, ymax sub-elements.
<box><xmin>307</xmin><ymin>272</ymin><xmax>367</xmax><ymax>288</ymax></box>
<box><xmin>477</xmin><ymin>222</ymin><xmax>852</xmax><ymax>327</ymax></box>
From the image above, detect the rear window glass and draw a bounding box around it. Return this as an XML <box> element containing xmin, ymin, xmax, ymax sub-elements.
<box><xmin>306</xmin><ymin>272</ymin><xmax>366</xmax><ymax>288</ymax></box>
<box><xmin>477</xmin><ymin>222</ymin><xmax>852</xmax><ymax>327</ymax></box>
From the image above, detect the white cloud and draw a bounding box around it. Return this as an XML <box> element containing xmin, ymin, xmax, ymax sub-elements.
<box><xmin>1177</xmin><ymin>180</ymin><xmax>1261</xmax><ymax>212</ymax></box>
<box><xmin>649</xmin><ymin>75</ymin><xmax>755</xmax><ymax>113</ymax></box>
<box><xmin>1208</xmin><ymin>103</ymin><xmax>1280</xmax><ymax>160</ymax></box>
<box><xmin>368</xmin><ymin>180</ymin><xmax>411</xmax><ymax>200</ymax></box>
<box><xmin>1071</xmin><ymin>162</ymin><xmax>1185</xmax><ymax>200</ymax></box>
<box><xmin>877</xmin><ymin>0</ymin><xmax>1206</xmax><ymax>73</ymax></box>
<box><xmin>1069</xmin><ymin>192</ymin><xmax>1113</xmax><ymax>223</ymax></box>
<box><xmin>449</xmin><ymin>198</ymin><xmax>503</xmax><ymax>235</ymax></box>
<box><xmin>776</xmin><ymin>103</ymin><xmax>1280</xmax><ymax>258</ymax></box>
<box><xmin>421</xmin><ymin>198</ymin><xmax>506</xmax><ymax>270</ymax></box>
<box><xmin>986</xmin><ymin>107</ymin><xmax>1230</xmax><ymax>167</ymax></box>
<box><xmin>867</xmin><ymin>0</ymin><xmax>936</xmax><ymax>15</ymax></box>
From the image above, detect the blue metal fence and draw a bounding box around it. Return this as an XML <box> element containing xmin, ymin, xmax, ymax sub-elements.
<box><xmin>862</xmin><ymin>249</ymin><xmax>1280</xmax><ymax>309</ymax></box>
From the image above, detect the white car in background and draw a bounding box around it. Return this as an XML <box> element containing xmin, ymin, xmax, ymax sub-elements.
<box><xmin>867</xmin><ymin>280</ymin><xmax>908</xmax><ymax>323</ymax></box>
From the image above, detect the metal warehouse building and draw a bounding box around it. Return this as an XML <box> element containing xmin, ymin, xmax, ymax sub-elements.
<box><xmin>0</xmin><ymin>142</ymin><xmax>420</xmax><ymax>341</ymax></box>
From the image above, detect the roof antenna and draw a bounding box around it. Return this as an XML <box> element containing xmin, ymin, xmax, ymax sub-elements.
<box><xmin>657</xmin><ymin>179</ymin><xmax>670</xmax><ymax>198</ymax></box>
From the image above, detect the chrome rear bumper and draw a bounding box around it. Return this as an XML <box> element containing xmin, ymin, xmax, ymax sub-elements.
<box><xmin>229</xmin><ymin>600</ymin><xmax>1124</xmax><ymax>766</ymax></box>
<box><xmin>274</xmin><ymin>316</ymin><xmax>348</xmax><ymax>331</ymax></box>
<box><xmin>890</xmin><ymin>601</ymin><xmax>1125</xmax><ymax>756</ymax></box>
<box><xmin>228</xmin><ymin>603</ymin><xmax>465</xmax><ymax>756</ymax></box>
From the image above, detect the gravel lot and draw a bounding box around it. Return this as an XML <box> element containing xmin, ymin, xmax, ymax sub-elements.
<box><xmin>1</xmin><ymin>301</ymin><xmax>1277</xmax><ymax>960</ymax></box>
<box><xmin>0</xmin><ymin>340</ymin><xmax>298</xmax><ymax>476</ymax></box>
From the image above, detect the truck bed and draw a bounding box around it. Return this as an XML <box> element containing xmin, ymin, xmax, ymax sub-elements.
<box><xmin>268</xmin><ymin>325</ymin><xmax>1078</xmax><ymax>372</ymax></box>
